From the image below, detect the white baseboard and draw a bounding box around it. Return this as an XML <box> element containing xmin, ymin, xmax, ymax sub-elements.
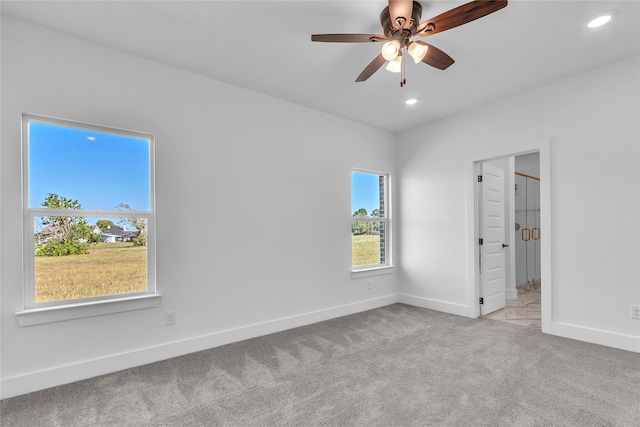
<box><xmin>505</xmin><ymin>289</ymin><xmax>518</xmax><ymax>299</ymax></box>
<box><xmin>5</xmin><ymin>294</ymin><xmax>637</xmax><ymax>399</ymax></box>
<box><xmin>398</xmin><ymin>293</ymin><xmax>470</xmax><ymax>317</ymax></box>
<box><xmin>397</xmin><ymin>294</ymin><xmax>640</xmax><ymax>353</ymax></box>
<box><xmin>549</xmin><ymin>321</ymin><xmax>640</xmax><ymax>353</ymax></box>
<box><xmin>1</xmin><ymin>294</ymin><xmax>398</xmax><ymax>399</ymax></box>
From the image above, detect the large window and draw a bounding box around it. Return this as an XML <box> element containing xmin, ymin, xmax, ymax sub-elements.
<box><xmin>352</xmin><ymin>170</ymin><xmax>389</xmax><ymax>269</ymax></box>
<box><xmin>22</xmin><ymin>114</ymin><xmax>156</xmax><ymax>311</ymax></box>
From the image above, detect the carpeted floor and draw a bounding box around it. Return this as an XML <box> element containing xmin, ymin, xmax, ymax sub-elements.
<box><xmin>2</xmin><ymin>304</ymin><xmax>639</xmax><ymax>426</ymax></box>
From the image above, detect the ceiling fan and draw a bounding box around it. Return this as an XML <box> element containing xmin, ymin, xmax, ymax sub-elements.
<box><xmin>311</xmin><ymin>0</ymin><xmax>508</xmax><ymax>86</ymax></box>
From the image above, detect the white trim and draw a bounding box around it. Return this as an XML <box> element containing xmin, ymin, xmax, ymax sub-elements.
<box><xmin>350</xmin><ymin>217</ymin><xmax>386</xmax><ymax>223</ymax></box>
<box><xmin>15</xmin><ymin>294</ymin><xmax>162</xmax><ymax>326</ymax></box>
<box><xmin>351</xmin><ymin>265</ymin><xmax>396</xmax><ymax>279</ymax></box>
<box><xmin>351</xmin><ymin>169</ymin><xmax>392</xmax><ymax>269</ymax></box>
<box><xmin>6</xmin><ymin>290</ymin><xmax>638</xmax><ymax>399</ymax></box>
<box><xmin>22</xmin><ymin>113</ymin><xmax>154</xmax><ymax>141</ymax></box>
<box><xmin>2</xmin><ymin>294</ymin><xmax>398</xmax><ymax>399</ymax></box>
<box><xmin>398</xmin><ymin>293</ymin><xmax>470</xmax><ymax>317</ymax></box>
<box><xmin>538</xmin><ymin>141</ymin><xmax>552</xmax><ymax>332</ymax></box>
<box><xmin>549</xmin><ymin>321</ymin><xmax>640</xmax><ymax>353</ymax></box>
<box><xmin>507</xmin><ymin>157</ymin><xmax>517</xmax><ymax>296</ymax></box>
<box><xmin>21</xmin><ymin>113</ymin><xmax>157</xmax><ymax>313</ymax></box>
<box><xmin>466</xmin><ymin>139</ymin><xmax>552</xmax><ymax>332</ymax></box>
<box><xmin>30</xmin><ymin>209</ymin><xmax>151</xmax><ymax>218</ymax></box>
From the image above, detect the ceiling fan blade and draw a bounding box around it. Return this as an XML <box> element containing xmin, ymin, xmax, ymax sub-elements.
<box><xmin>312</xmin><ymin>34</ymin><xmax>386</xmax><ymax>43</ymax></box>
<box><xmin>417</xmin><ymin>0</ymin><xmax>508</xmax><ymax>36</ymax></box>
<box><xmin>355</xmin><ymin>54</ymin><xmax>386</xmax><ymax>82</ymax></box>
<box><xmin>388</xmin><ymin>0</ymin><xmax>414</xmax><ymax>29</ymax></box>
<box><xmin>420</xmin><ymin>44</ymin><xmax>455</xmax><ymax>70</ymax></box>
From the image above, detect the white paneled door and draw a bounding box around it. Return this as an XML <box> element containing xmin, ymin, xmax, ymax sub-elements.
<box><xmin>479</xmin><ymin>163</ymin><xmax>507</xmax><ymax>315</ymax></box>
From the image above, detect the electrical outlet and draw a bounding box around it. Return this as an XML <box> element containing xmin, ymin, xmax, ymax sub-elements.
<box><xmin>631</xmin><ymin>305</ymin><xmax>640</xmax><ymax>320</ymax></box>
<box><xmin>368</xmin><ymin>280</ymin><xmax>374</xmax><ymax>291</ymax></box>
<box><xmin>165</xmin><ymin>311</ymin><xmax>176</xmax><ymax>326</ymax></box>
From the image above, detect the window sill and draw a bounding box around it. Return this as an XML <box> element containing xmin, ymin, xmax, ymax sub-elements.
<box><xmin>351</xmin><ymin>265</ymin><xmax>395</xmax><ymax>279</ymax></box>
<box><xmin>15</xmin><ymin>294</ymin><xmax>161</xmax><ymax>326</ymax></box>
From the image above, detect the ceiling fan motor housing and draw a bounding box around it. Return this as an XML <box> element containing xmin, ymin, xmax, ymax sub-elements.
<box><xmin>380</xmin><ymin>1</ymin><xmax>423</xmax><ymax>38</ymax></box>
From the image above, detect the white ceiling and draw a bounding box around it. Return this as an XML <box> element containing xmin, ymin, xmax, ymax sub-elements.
<box><xmin>2</xmin><ymin>0</ymin><xmax>639</xmax><ymax>133</ymax></box>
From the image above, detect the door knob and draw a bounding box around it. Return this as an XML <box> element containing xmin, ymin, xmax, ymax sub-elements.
<box><xmin>502</xmin><ymin>243</ymin><xmax>509</xmax><ymax>248</ymax></box>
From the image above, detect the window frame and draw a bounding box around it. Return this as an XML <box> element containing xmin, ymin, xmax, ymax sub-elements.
<box><xmin>18</xmin><ymin>114</ymin><xmax>159</xmax><ymax>324</ymax></box>
<box><xmin>351</xmin><ymin>169</ymin><xmax>393</xmax><ymax>275</ymax></box>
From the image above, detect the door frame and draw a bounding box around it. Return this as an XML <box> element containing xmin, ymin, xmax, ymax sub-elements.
<box><xmin>466</xmin><ymin>139</ymin><xmax>552</xmax><ymax>333</ymax></box>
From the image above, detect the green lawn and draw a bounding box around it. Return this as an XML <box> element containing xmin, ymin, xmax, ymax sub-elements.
<box><xmin>35</xmin><ymin>242</ymin><xmax>147</xmax><ymax>302</ymax></box>
<box><xmin>352</xmin><ymin>234</ymin><xmax>381</xmax><ymax>267</ymax></box>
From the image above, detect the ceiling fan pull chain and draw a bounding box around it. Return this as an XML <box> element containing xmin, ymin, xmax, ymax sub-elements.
<box><xmin>403</xmin><ymin>49</ymin><xmax>407</xmax><ymax>87</ymax></box>
<box><xmin>400</xmin><ymin>47</ymin><xmax>407</xmax><ymax>87</ymax></box>
<box><xmin>401</xmin><ymin>50</ymin><xmax>404</xmax><ymax>87</ymax></box>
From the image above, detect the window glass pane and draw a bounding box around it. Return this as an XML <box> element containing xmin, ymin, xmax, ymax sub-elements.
<box><xmin>352</xmin><ymin>171</ymin><xmax>387</xmax><ymax>268</ymax></box>
<box><xmin>28</xmin><ymin>121</ymin><xmax>150</xmax><ymax>211</ymax></box>
<box><xmin>351</xmin><ymin>221</ymin><xmax>386</xmax><ymax>267</ymax></box>
<box><xmin>351</xmin><ymin>171</ymin><xmax>383</xmax><ymax>217</ymax></box>
<box><xmin>34</xmin><ymin>216</ymin><xmax>148</xmax><ymax>303</ymax></box>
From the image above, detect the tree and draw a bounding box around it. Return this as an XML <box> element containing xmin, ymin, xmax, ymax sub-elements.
<box><xmin>35</xmin><ymin>193</ymin><xmax>93</xmax><ymax>256</ymax></box>
<box><xmin>96</xmin><ymin>219</ymin><xmax>116</xmax><ymax>233</ymax></box>
<box><xmin>115</xmin><ymin>203</ymin><xmax>147</xmax><ymax>247</ymax></box>
<box><xmin>352</xmin><ymin>208</ymin><xmax>370</xmax><ymax>235</ymax></box>
<box><xmin>370</xmin><ymin>208</ymin><xmax>381</xmax><ymax>234</ymax></box>
<box><xmin>353</xmin><ymin>208</ymin><xmax>368</xmax><ymax>217</ymax></box>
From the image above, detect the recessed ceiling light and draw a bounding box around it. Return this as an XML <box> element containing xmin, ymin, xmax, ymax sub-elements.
<box><xmin>405</xmin><ymin>98</ymin><xmax>418</xmax><ymax>105</ymax></box>
<box><xmin>588</xmin><ymin>14</ymin><xmax>612</xmax><ymax>28</ymax></box>
<box><xmin>87</xmin><ymin>136</ymin><xmax>96</xmax><ymax>141</ymax></box>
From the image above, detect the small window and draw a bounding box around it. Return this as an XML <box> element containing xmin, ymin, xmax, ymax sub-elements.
<box><xmin>22</xmin><ymin>114</ymin><xmax>156</xmax><ymax>309</ymax></box>
<box><xmin>351</xmin><ymin>170</ymin><xmax>390</xmax><ymax>269</ymax></box>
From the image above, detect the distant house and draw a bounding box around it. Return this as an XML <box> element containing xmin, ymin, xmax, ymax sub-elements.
<box><xmin>40</xmin><ymin>224</ymin><xmax>92</xmax><ymax>243</ymax></box>
<box><xmin>36</xmin><ymin>225</ymin><xmax>61</xmax><ymax>243</ymax></box>
<box><xmin>93</xmin><ymin>225</ymin><xmax>135</xmax><ymax>243</ymax></box>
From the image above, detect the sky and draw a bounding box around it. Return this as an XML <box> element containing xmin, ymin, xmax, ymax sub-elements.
<box><xmin>29</xmin><ymin>121</ymin><xmax>151</xmax><ymax>214</ymax></box>
<box><xmin>352</xmin><ymin>171</ymin><xmax>381</xmax><ymax>216</ymax></box>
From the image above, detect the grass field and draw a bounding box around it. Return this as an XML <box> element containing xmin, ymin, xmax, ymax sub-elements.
<box><xmin>35</xmin><ymin>242</ymin><xmax>147</xmax><ymax>302</ymax></box>
<box><xmin>352</xmin><ymin>234</ymin><xmax>381</xmax><ymax>267</ymax></box>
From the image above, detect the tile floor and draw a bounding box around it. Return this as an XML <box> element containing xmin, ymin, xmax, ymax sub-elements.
<box><xmin>481</xmin><ymin>281</ymin><xmax>541</xmax><ymax>328</ymax></box>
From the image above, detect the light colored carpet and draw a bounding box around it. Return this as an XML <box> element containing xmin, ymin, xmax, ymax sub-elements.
<box><xmin>1</xmin><ymin>304</ymin><xmax>639</xmax><ymax>426</ymax></box>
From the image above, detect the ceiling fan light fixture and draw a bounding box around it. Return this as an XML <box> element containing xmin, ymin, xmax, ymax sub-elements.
<box><xmin>408</xmin><ymin>41</ymin><xmax>429</xmax><ymax>63</ymax></box>
<box><xmin>381</xmin><ymin>40</ymin><xmax>401</xmax><ymax>61</ymax></box>
<box><xmin>312</xmin><ymin>0</ymin><xmax>509</xmax><ymax>84</ymax></box>
<box><xmin>588</xmin><ymin>14</ymin><xmax>612</xmax><ymax>28</ymax></box>
<box><xmin>386</xmin><ymin>55</ymin><xmax>402</xmax><ymax>73</ymax></box>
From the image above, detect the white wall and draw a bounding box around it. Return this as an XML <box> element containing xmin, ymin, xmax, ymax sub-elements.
<box><xmin>397</xmin><ymin>54</ymin><xmax>640</xmax><ymax>352</ymax></box>
<box><xmin>0</xmin><ymin>18</ymin><xmax>398</xmax><ymax>398</ymax></box>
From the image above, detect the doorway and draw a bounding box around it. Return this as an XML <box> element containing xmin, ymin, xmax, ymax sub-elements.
<box><xmin>514</xmin><ymin>153</ymin><xmax>541</xmax><ymax>288</ymax></box>
<box><xmin>466</xmin><ymin>139</ymin><xmax>551</xmax><ymax>333</ymax></box>
<box><xmin>482</xmin><ymin>153</ymin><xmax>541</xmax><ymax>327</ymax></box>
